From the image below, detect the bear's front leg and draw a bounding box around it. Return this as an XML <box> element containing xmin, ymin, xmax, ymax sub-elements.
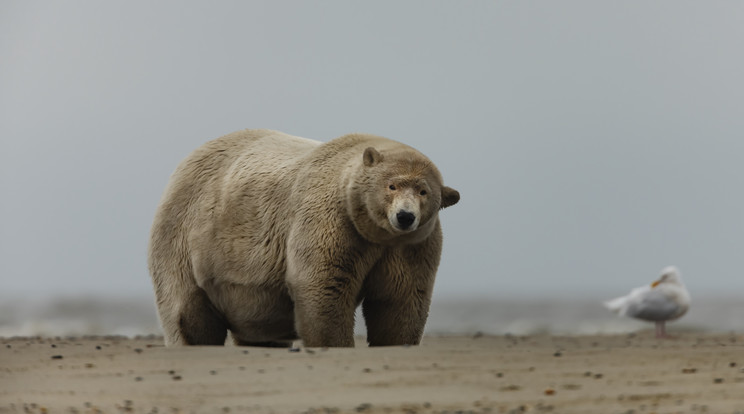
<box><xmin>362</xmin><ymin>241</ymin><xmax>440</xmax><ymax>346</ymax></box>
<box><xmin>362</xmin><ymin>292</ymin><xmax>432</xmax><ymax>346</ymax></box>
<box><xmin>291</xmin><ymin>283</ymin><xmax>358</xmax><ymax>347</ymax></box>
<box><xmin>286</xmin><ymin>239</ymin><xmax>371</xmax><ymax>347</ymax></box>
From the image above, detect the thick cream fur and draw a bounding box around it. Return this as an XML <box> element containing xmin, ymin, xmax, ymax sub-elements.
<box><xmin>148</xmin><ymin>129</ymin><xmax>459</xmax><ymax>347</ymax></box>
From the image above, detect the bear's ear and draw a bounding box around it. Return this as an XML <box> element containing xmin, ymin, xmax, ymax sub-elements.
<box><xmin>363</xmin><ymin>147</ymin><xmax>383</xmax><ymax>167</ymax></box>
<box><xmin>440</xmin><ymin>186</ymin><xmax>460</xmax><ymax>209</ymax></box>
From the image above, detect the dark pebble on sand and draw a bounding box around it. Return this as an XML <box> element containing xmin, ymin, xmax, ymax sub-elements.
<box><xmin>168</xmin><ymin>370</ymin><xmax>176</xmax><ymax>375</ymax></box>
<box><xmin>355</xmin><ymin>403</ymin><xmax>372</xmax><ymax>412</ymax></box>
<box><xmin>730</xmin><ymin>362</ymin><xmax>737</xmax><ymax>367</ymax></box>
<box><xmin>135</xmin><ymin>377</ymin><xmax>143</xmax><ymax>382</ymax></box>
<box><xmin>172</xmin><ymin>375</ymin><xmax>182</xmax><ymax>381</ymax></box>
<box><xmin>714</xmin><ymin>378</ymin><xmax>724</xmax><ymax>384</ymax></box>
<box><xmin>95</xmin><ymin>346</ymin><xmax>101</xmax><ymax>350</ymax></box>
<box><xmin>51</xmin><ymin>355</ymin><xmax>63</xmax><ymax>359</ymax></box>
<box><xmin>362</xmin><ymin>368</ymin><xmax>372</xmax><ymax>373</ymax></box>
<box><xmin>242</xmin><ymin>350</ymin><xmax>249</xmax><ymax>354</ymax></box>
<box><xmin>553</xmin><ymin>351</ymin><xmax>562</xmax><ymax>357</ymax></box>
<box><xmin>594</xmin><ymin>373</ymin><xmax>603</xmax><ymax>379</ymax></box>
<box><xmin>210</xmin><ymin>370</ymin><xmax>217</xmax><ymax>375</ymax></box>
<box><xmin>289</xmin><ymin>347</ymin><xmax>301</xmax><ymax>353</ymax></box>
<box><xmin>134</xmin><ymin>348</ymin><xmax>143</xmax><ymax>354</ymax></box>
<box><xmin>51</xmin><ymin>344</ymin><xmax>56</xmax><ymax>348</ymax></box>
<box><xmin>6</xmin><ymin>344</ymin><xmax>10</xmax><ymax>348</ymax></box>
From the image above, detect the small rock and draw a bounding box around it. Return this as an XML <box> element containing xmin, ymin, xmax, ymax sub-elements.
<box><xmin>713</xmin><ymin>378</ymin><xmax>724</xmax><ymax>384</ymax></box>
<box><xmin>355</xmin><ymin>403</ymin><xmax>372</xmax><ymax>412</ymax></box>
<box><xmin>544</xmin><ymin>388</ymin><xmax>556</xmax><ymax>395</ymax></box>
<box><xmin>289</xmin><ymin>347</ymin><xmax>301</xmax><ymax>353</ymax></box>
<box><xmin>172</xmin><ymin>375</ymin><xmax>182</xmax><ymax>381</ymax></box>
<box><xmin>134</xmin><ymin>348</ymin><xmax>143</xmax><ymax>354</ymax></box>
<box><xmin>500</xmin><ymin>384</ymin><xmax>521</xmax><ymax>391</ymax></box>
<box><xmin>553</xmin><ymin>351</ymin><xmax>562</xmax><ymax>357</ymax></box>
<box><xmin>51</xmin><ymin>355</ymin><xmax>63</xmax><ymax>360</ymax></box>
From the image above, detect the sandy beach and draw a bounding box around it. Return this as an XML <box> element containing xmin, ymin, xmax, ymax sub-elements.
<box><xmin>2</xmin><ymin>333</ymin><xmax>744</xmax><ymax>414</ymax></box>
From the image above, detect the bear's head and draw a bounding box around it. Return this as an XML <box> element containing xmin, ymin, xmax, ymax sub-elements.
<box><xmin>347</xmin><ymin>145</ymin><xmax>459</xmax><ymax>245</ymax></box>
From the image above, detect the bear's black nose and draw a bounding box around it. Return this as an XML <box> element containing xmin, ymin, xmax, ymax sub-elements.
<box><xmin>396</xmin><ymin>211</ymin><xmax>416</xmax><ymax>229</ymax></box>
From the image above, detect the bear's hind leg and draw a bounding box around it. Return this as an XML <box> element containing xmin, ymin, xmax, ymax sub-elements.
<box><xmin>175</xmin><ymin>289</ymin><xmax>228</xmax><ymax>345</ymax></box>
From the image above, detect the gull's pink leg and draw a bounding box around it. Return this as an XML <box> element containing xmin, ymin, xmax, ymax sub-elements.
<box><xmin>655</xmin><ymin>321</ymin><xmax>667</xmax><ymax>338</ymax></box>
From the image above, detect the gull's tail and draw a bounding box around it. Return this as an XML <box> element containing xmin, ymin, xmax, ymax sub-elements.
<box><xmin>603</xmin><ymin>296</ymin><xmax>627</xmax><ymax>315</ymax></box>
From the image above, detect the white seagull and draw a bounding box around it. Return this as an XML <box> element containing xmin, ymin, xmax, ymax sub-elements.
<box><xmin>604</xmin><ymin>266</ymin><xmax>691</xmax><ymax>338</ymax></box>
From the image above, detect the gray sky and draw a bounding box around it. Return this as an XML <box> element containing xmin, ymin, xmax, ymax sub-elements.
<box><xmin>2</xmin><ymin>1</ymin><xmax>743</xmax><ymax>302</ymax></box>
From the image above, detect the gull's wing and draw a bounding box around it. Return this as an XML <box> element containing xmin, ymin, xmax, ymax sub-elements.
<box><xmin>622</xmin><ymin>288</ymin><xmax>681</xmax><ymax>322</ymax></box>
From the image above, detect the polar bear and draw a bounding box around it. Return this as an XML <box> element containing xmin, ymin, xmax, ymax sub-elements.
<box><xmin>148</xmin><ymin>129</ymin><xmax>459</xmax><ymax>347</ymax></box>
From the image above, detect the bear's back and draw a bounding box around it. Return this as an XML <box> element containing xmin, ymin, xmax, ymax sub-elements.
<box><xmin>159</xmin><ymin>130</ymin><xmax>318</xmax><ymax>209</ymax></box>
<box><xmin>151</xmin><ymin>130</ymin><xmax>320</xmax><ymax>254</ymax></box>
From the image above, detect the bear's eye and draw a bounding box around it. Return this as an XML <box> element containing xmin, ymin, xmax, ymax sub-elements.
<box><xmin>389</xmin><ymin>185</ymin><xmax>396</xmax><ymax>191</ymax></box>
<box><xmin>420</xmin><ymin>190</ymin><xmax>427</xmax><ymax>196</ymax></box>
